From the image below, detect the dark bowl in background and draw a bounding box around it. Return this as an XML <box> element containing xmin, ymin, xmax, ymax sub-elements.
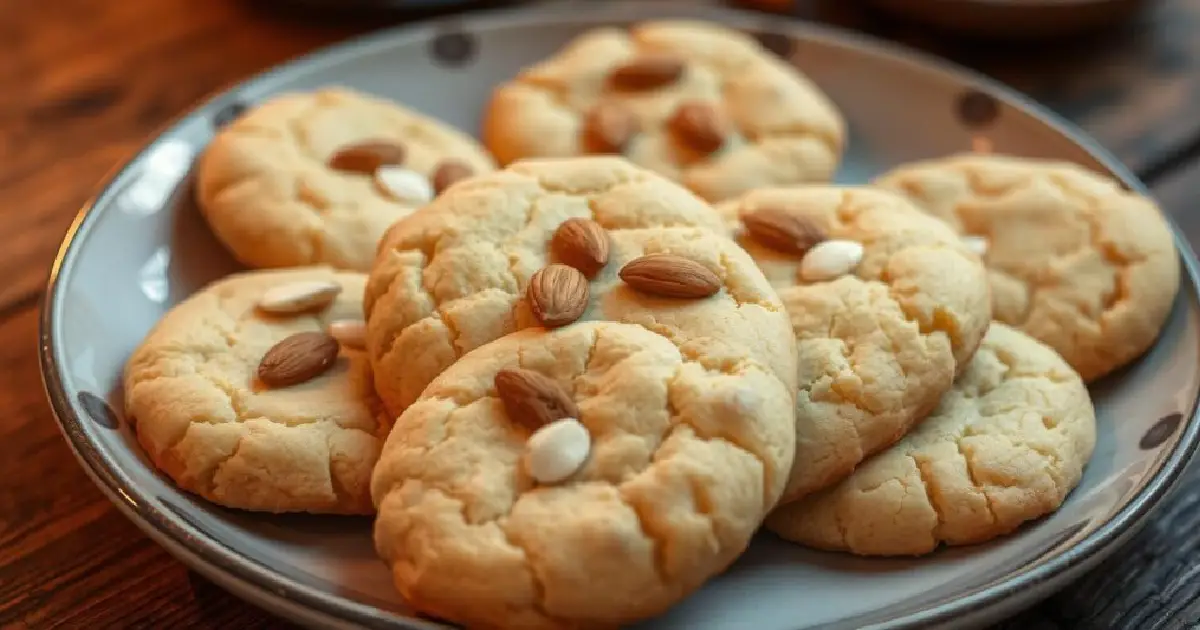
<box><xmin>863</xmin><ymin>0</ymin><xmax>1156</xmax><ymax>38</ymax></box>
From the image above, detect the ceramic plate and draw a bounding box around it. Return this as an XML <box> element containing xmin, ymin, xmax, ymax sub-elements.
<box><xmin>38</xmin><ymin>1</ymin><xmax>1200</xmax><ymax>628</ymax></box>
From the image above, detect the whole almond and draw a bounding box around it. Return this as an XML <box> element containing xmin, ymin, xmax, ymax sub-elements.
<box><xmin>257</xmin><ymin>331</ymin><xmax>340</xmax><ymax>388</ymax></box>
<box><xmin>495</xmin><ymin>368</ymin><xmax>580</xmax><ymax>430</ymax></box>
<box><xmin>327</xmin><ymin>140</ymin><xmax>406</xmax><ymax>173</ymax></box>
<box><xmin>668</xmin><ymin>101</ymin><xmax>730</xmax><ymax>154</ymax></box>
<box><xmin>582</xmin><ymin>102</ymin><xmax>639</xmax><ymax>154</ymax></box>
<box><xmin>528</xmin><ymin>264</ymin><xmax>590</xmax><ymax>328</ymax></box>
<box><xmin>609</xmin><ymin>54</ymin><xmax>685</xmax><ymax>90</ymax></box>
<box><xmin>431</xmin><ymin>159</ymin><xmax>474</xmax><ymax>194</ymax></box>
<box><xmin>619</xmin><ymin>254</ymin><xmax>721</xmax><ymax>298</ymax></box>
<box><xmin>551</xmin><ymin>218</ymin><xmax>610</xmax><ymax>278</ymax></box>
<box><xmin>740</xmin><ymin>207</ymin><xmax>827</xmax><ymax>256</ymax></box>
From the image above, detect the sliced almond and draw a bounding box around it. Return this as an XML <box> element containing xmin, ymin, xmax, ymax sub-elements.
<box><xmin>431</xmin><ymin>160</ymin><xmax>474</xmax><ymax>194</ymax></box>
<box><xmin>327</xmin><ymin>140</ymin><xmax>406</xmax><ymax>173</ymax></box>
<box><xmin>619</xmin><ymin>253</ymin><xmax>721</xmax><ymax>298</ymax></box>
<box><xmin>257</xmin><ymin>331</ymin><xmax>340</xmax><ymax>388</ymax></box>
<box><xmin>668</xmin><ymin>101</ymin><xmax>730</xmax><ymax>154</ymax></box>
<box><xmin>608</xmin><ymin>54</ymin><xmax>686</xmax><ymax>90</ymax></box>
<box><xmin>327</xmin><ymin>319</ymin><xmax>367</xmax><ymax>350</ymax></box>
<box><xmin>257</xmin><ymin>280</ymin><xmax>342</xmax><ymax>315</ymax></box>
<box><xmin>375</xmin><ymin>166</ymin><xmax>434</xmax><ymax>205</ymax></box>
<box><xmin>495</xmin><ymin>367</ymin><xmax>580</xmax><ymax>431</ymax></box>
<box><xmin>551</xmin><ymin>218</ymin><xmax>610</xmax><ymax>278</ymax></box>
<box><xmin>582</xmin><ymin>102</ymin><xmax>639</xmax><ymax>154</ymax></box>
<box><xmin>740</xmin><ymin>207</ymin><xmax>827</xmax><ymax>256</ymax></box>
<box><xmin>528</xmin><ymin>264</ymin><xmax>590</xmax><ymax>328</ymax></box>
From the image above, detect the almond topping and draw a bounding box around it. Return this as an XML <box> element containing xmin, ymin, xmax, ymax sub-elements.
<box><xmin>327</xmin><ymin>319</ymin><xmax>367</xmax><ymax>350</ymax></box>
<box><xmin>375</xmin><ymin>166</ymin><xmax>434</xmax><ymax>205</ymax></box>
<box><xmin>799</xmin><ymin>239</ymin><xmax>865</xmax><ymax>282</ymax></box>
<box><xmin>257</xmin><ymin>280</ymin><xmax>342</xmax><ymax>315</ymax></box>
<box><xmin>551</xmin><ymin>218</ymin><xmax>610</xmax><ymax>278</ymax></box>
<box><xmin>257</xmin><ymin>331</ymin><xmax>340</xmax><ymax>388</ymax></box>
<box><xmin>668</xmin><ymin>101</ymin><xmax>730</xmax><ymax>154</ymax></box>
<box><xmin>582</xmin><ymin>102</ymin><xmax>639</xmax><ymax>154</ymax></box>
<box><xmin>740</xmin><ymin>207</ymin><xmax>827</xmax><ymax>256</ymax></box>
<box><xmin>495</xmin><ymin>368</ymin><xmax>580</xmax><ymax>430</ymax></box>
<box><xmin>528</xmin><ymin>264</ymin><xmax>590</xmax><ymax>328</ymax></box>
<box><xmin>327</xmin><ymin>140</ymin><xmax>406</xmax><ymax>173</ymax></box>
<box><xmin>608</xmin><ymin>54</ymin><xmax>685</xmax><ymax>90</ymax></box>
<box><xmin>431</xmin><ymin>160</ymin><xmax>474</xmax><ymax>194</ymax></box>
<box><xmin>619</xmin><ymin>253</ymin><xmax>721</xmax><ymax>298</ymax></box>
<box><xmin>526</xmin><ymin>418</ymin><xmax>591</xmax><ymax>485</ymax></box>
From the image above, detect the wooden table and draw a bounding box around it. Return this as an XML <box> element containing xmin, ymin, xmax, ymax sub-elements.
<box><xmin>3</xmin><ymin>0</ymin><xmax>1199</xmax><ymax>628</ymax></box>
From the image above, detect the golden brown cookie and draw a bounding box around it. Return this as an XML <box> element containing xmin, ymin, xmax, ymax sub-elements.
<box><xmin>123</xmin><ymin>267</ymin><xmax>387</xmax><ymax>514</ymax></box>
<box><xmin>483</xmin><ymin>21</ymin><xmax>844</xmax><ymax>202</ymax></box>
<box><xmin>196</xmin><ymin>87</ymin><xmax>495</xmax><ymax>271</ymax></box>
<box><xmin>875</xmin><ymin>154</ymin><xmax>1180</xmax><ymax>382</ymax></box>
<box><xmin>372</xmin><ymin>321</ymin><xmax>795</xmax><ymax>628</ymax></box>
<box><xmin>765</xmin><ymin>323</ymin><xmax>1097</xmax><ymax>556</ymax></box>
<box><xmin>719</xmin><ymin>186</ymin><xmax>993</xmax><ymax>503</ymax></box>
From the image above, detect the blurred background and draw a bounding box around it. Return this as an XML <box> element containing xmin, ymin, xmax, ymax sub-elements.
<box><xmin>4</xmin><ymin>0</ymin><xmax>1200</xmax><ymax>628</ymax></box>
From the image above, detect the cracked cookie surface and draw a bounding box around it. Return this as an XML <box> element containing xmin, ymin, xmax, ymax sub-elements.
<box><xmin>874</xmin><ymin>154</ymin><xmax>1180</xmax><ymax>382</ymax></box>
<box><xmin>196</xmin><ymin>87</ymin><xmax>495</xmax><ymax>271</ymax></box>
<box><xmin>718</xmin><ymin>186</ymin><xmax>992</xmax><ymax>503</ymax></box>
<box><xmin>123</xmin><ymin>267</ymin><xmax>388</xmax><ymax>514</ymax></box>
<box><xmin>483</xmin><ymin>20</ymin><xmax>844</xmax><ymax>202</ymax></box>
<box><xmin>764</xmin><ymin>323</ymin><xmax>1097</xmax><ymax>556</ymax></box>
<box><xmin>364</xmin><ymin>156</ymin><xmax>797</xmax><ymax>444</ymax></box>
<box><xmin>371</xmin><ymin>321</ymin><xmax>795</xmax><ymax>628</ymax></box>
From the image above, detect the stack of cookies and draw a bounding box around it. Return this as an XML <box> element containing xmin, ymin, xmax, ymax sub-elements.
<box><xmin>121</xmin><ymin>19</ymin><xmax>1182</xmax><ymax>629</ymax></box>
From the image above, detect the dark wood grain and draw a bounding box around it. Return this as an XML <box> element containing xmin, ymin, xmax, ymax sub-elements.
<box><xmin>3</xmin><ymin>0</ymin><xmax>1200</xmax><ymax>628</ymax></box>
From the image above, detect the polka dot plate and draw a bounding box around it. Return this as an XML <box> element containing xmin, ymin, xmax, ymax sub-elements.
<box><xmin>39</xmin><ymin>0</ymin><xmax>1200</xmax><ymax>628</ymax></box>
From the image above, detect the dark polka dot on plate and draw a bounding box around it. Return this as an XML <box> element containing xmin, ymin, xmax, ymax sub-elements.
<box><xmin>1140</xmin><ymin>412</ymin><xmax>1184</xmax><ymax>449</ymax></box>
<box><xmin>212</xmin><ymin>100</ymin><xmax>248</xmax><ymax>129</ymax></box>
<box><xmin>751</xmin><ymin>30</ymin><xmax>794</xmax><ymax>60</ymax></box>
<box><xmin>429</xmin><ymin>28</ymin><xmax>477</xmax><ymax>67</ymax></box>
<box><xmin>957</xmin><ymin>90</ymin><xmax>1000</xmax><ymax>128</ymax></box>
<box><xmin>78</xmin><ymin>391</ymin><xmax>119</xmax><ymax>429</ymax></box>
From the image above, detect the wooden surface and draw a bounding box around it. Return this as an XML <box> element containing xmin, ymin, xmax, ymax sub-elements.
<box><xmin>3</xmin><ymin>0</ymin><xmax>1200</xmax><ymax>628</ymax></box>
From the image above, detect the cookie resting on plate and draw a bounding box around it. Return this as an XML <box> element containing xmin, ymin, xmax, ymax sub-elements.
<box><xmin>483</xmin><ymin>20</ymin><xmax>845</xmax><ymax>202</ymax></box>
<box><xmin>363</xmin><ymin>156</ymin><xmax>798</xmax><ymax>465</ymax></box>
<box><xmin>718</xmin><ymin>186</ymin><xmax>992</xmax><ymax>504</ymax></box>
<box><xmin>371</xmin><ymin>321</ymin><xmax>794</xmax><ymax>629</ymax></box>
<box><xmin>765</xmin><ymin>323</ymin><xmax>1097</xmax><ymax>556</ymax></box>
<box><xmin>196</xmin><ymin>87</ymin><xmax>495</xmax><ymax>272</ymax></box>
<box><xmin>875</xmin><ymin>153</ymin><xmax>1180</xmax><ymax>383</ymax></box>
<box><xmin>123</xmin><ymin>266</ymin><xmax>388</xmax><ymax>514</ymax></box>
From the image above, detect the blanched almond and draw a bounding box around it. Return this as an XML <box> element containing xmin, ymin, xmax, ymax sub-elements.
<box><xmin>258</xmin><ymin>280</ymin><xmax>342</xmax><ymax>315</ymax></box>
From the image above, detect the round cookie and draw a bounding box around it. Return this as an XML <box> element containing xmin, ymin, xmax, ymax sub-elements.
<box><xmin>196</xmin><ymin>87</ymin><xmax>496</xmax><ymax>272</ymax></box>
<box><xmin>483</xmin><ymin>20</ymin><xmax>844</xmax><ymax>202</ymax></box>
<box><xmin>764</xmin><ymin>323</ymin><xmax>1097</xmax><ymax>556</ymax></box>
<box><xmin>365</xmin><ymin>156</ymin><xmax>796</xmax><ymax>434</ymax></box>
<box><xmin>371</xmin><ymin>321</ymin><xmax>795</xmax><ymax>628</ymax></box>
<box><xmin>123</xmin><ymin>266</ymin><xmax>387</xmax><ymax>514</ymax></box>
<box><xmin>718</xmin><ymin>186</ymin><xmax>992</xmax><ymax>503</ymax></box>
<box><xmin>874</xmin><ymin>153</ymin><xmax>1180</xmax><ymax>383</ymax></box>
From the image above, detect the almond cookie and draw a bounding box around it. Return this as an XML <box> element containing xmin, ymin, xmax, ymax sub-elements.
<box><xmin>764</xmin><ymin>323</ymin><xmax>1097</xmax><ymax>556</ymax></box>
<box><xmin>483</xmin><ymin>21</ymin><xmax>844</xmax><ymax>202</ymax></box>
<box><xmin>372</xmin><ymin>321</ymin><xmax>795</xmax><ymax>628</ymax></box>
<box><xmin>875</xmin><ymin>154</ymin><xmax>1180</xmax><ymax>382</ymax></box>
<box><xmin>123</xmin><ymin>267</ymin><xmax>388</xmax><ymax>514</ymax></box>
<box><xmin>718</xmin><ymin>186</ymin><xmax>992</xmax><ymax>503</ymax></box>
<box><xmin>196</xmin><ymin>87</ymin><xmax>496</xmax><ymax>272</ymax></box>
<box><xmin>365</xmin><ymin>156</ymin><xmax>796</xmax><ymax>438</ymax></box>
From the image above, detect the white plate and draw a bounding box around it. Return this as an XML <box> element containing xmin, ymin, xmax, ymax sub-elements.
<box><xmin>39</xmin><ymin>1</ymin><xmax>1200</xmax><ymax>628</ymax></box>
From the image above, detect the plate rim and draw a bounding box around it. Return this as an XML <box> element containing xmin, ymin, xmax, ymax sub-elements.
<box><xmin>36</xmin><ymin>1</ymin><xmax>1200</xmax><ymax>628</ymax></box>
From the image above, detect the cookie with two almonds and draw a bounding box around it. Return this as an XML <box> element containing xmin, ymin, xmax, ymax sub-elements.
<box><xmin>718</xmin><ymin>186</ymin><xmax>993</xmax><ymax>504</ymax></box>
<box><xmin>196</xmin><ymin>87</ymin><xmax>495</xmax><ymax>271</ymax></box>
<box><xmin>372</xmin><ymin>320</ymin><xmax>797</xmax><ymax>628</ymax></box>
<box><xmin>123</xmin><ymin>266</ymin><xmax>389</xmax><ymax>514</ymax></box>
<box><xmin>483</xmin><ymin>20</ymin><xmax>845</xmax><ymax>202</ymax></box>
